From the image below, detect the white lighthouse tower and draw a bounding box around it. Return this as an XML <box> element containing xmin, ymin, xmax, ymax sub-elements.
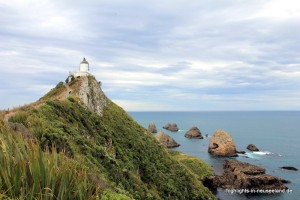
<box><xmin>73</xmin><ymin>57</ymin><xmax>90</xmax><ymax>77</ymax></box>
<box><xmin>79</xmin><ymin>57</ymin><xmax>89</xmax><ymax>73</ymax></box>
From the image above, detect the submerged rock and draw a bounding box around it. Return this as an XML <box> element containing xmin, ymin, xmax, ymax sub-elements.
<box><xmin>213</xmin><ymin>160</ymin><xmax>287</xmax><ymax>191</ymax></box>
<box><xmin>148</xmin><ymin>122</ymin><xmax>157</xmax><ymax>133</ymax></box>
<box><xmin>280</xmin><ymin>166</ymin><xmax>298</xmax><ymax>171</ymax></box>
<box><xmin>247</xmin><ymin>144</ymin><xmax>259</xmax><ymax>151</ymax></box>
<box><xmin>163</xmin><ymin>123</ymin><xmax>179</xmax><ymax>132</ymax></box>
<box><xmin>155</xmin><ymin>131</ymin><xmax>180</xmax><ymax>148</ymax></box>
<box><xmin>208</xmin><ymin>130</ymin><xmax>237</xmax><ymax>157</ymax></box>
<box><xmin>185</xmin><ymin>126</ymin><xmax>203</xmax><ymax>139</ymax></box>
<box><xmin>280</xmin><ymin>179</ymin><xmax>291</xmax><ymax>184</ymax></box>
<box><xmin>236</xmin><ymin>150</ymin><xmax>246</xmax><ymax>154</ymax></box>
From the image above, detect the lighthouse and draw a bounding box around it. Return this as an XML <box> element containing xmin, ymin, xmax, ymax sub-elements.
<box><xmin>72</xmin><ymin>57</ymin><xmax>91</xmax><ymax>77</ymax></box>
<box><xmin>79</xmin><ymin>57</ymin><xmax>89</xmax><ymax>73</ymax></box>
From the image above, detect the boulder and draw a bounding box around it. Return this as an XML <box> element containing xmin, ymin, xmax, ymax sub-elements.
<box><xmin>185</xmin><ymin>126</ymin><xmax>203</xmax><ymax>139</ymax></box>
<box><xmin>155</xmin><ymin>131</ymin><xmax>180</xmax><ymax>148</ymax></box>
<box><xmin>213</xmin><ymin>160</ymin><xmax>287</xmax><ymax>191</ymax></box>
<box><xmin>163</xmin><ymin>123</ymin><xmax>179</xmax><ymax>132</ymax></box>
<box><xmin>247</xmin><ymin>144</ymin><xmax>259</xmax><ymax>151</ymax></box>
<box><xmin>148</xmin><ymin>122</ymin><xmax>157</xmax><ymax>133</ymax></box>
<box><xmin>208</xmin><ymin>130</ymin><xmax>237</xmax><ymax>157</ymax></box>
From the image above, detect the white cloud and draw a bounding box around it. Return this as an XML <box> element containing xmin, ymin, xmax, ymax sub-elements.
<box><xmin>113</xmin><ymin>99</ymin><xmax>174</xmax><ymax>111</ymax></box>
<box><xmin>0</xmin><ymin>0</ymin><xmax>299</xmax><ymax>111</ymax></box>
<box><xmin>254</xmin><ymin>0</ymin><xmax>300</xmax><ymax>20</ymax></box>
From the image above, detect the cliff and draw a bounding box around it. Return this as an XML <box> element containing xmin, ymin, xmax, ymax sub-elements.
<box><xmin>1</xmin><ymin>76</ymin><xmax>216</xmax><ymax>200</ymax></box>
<box><xmin>40</xmin><ymin>76</ymin><xmax>107</xmax><ymax>116</ymax></box>
<box><xmin>74</xmin><ymin>76</ymin><xmax>107</xmax><ymax>116</ymax></box>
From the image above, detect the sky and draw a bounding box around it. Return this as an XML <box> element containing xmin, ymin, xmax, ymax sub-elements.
<box><xmin>0</xmin><ymin>0</ymin><xmax>300</xmax><ymax>111</ymax></box>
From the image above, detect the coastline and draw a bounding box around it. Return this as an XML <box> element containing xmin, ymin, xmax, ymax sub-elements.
<box><xmin>129</xmin><ymin>111</ymin><xmax>300</xmax><ymax>200</ymax></box>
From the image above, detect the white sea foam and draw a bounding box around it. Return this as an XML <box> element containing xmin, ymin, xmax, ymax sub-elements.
<box><xmin>237</xmin><ymin>153</ymin><xmax>249</xmax><ymax>157</ymax></box>
<box><xmin>253</xmin><ymin>151</ymin><xmax>272</xmax><ymax>155</ymax></box>
<box><xmin>243</xmin><ymin>151</ymin><xmax>282</xmax><ymax>159</ymax></box>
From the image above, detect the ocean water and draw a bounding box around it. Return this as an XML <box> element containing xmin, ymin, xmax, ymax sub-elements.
<box><xmin>129</xmin><ymin>111</ymin><xmax>300</xmax><ymax>200</ymax></box>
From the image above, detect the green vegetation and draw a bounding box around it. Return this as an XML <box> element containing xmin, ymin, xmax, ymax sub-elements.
<box><xmin>0</xmin><ymin>117</ymin><xmax>102</xmax><ymax>199</ymax></box>
<box><xmin>39</xmin><ymin>82</ymin><xmax>66</xmax><ymax>101</ymax></box>
<box><xmin>168</xmin><ymin>150</ymin><xmax>214</xmax><ymax>180</ymax></box>
<box><xmin>2</xmin><ymin>78</ymin><xmax>216</xmax><ymax>200</ymax></box>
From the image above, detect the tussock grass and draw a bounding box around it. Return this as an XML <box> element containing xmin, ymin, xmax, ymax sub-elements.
<box><xmin>0</xmin><ymin>119</ymin><xmax>101</xmax><ymax>200</ymax></box>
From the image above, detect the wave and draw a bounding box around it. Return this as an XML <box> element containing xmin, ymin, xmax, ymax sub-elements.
<box><xmin>253</xmin><ymin>151</ymin><xmax>273</xmax><ymax>155</ymax></box>
<box><xmin>240</xmin><ymin>151</ymin><xmax>282</xmax><ymax>159</ymax></box>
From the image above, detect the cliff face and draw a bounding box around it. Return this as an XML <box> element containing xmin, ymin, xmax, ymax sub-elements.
<box><xmin>40</xmin><ymin>76</ymin><xmax>107</xmax><ymax>117</ymax></box>
<box><xmin>75</xmin><ymin>76</ymin><xmax>107</xmax><ymax>117</ymax></box>
<box><xmin>3</xmin><ymin>75</ymin><xmax>216</xmax><ymax>200</ymax></box>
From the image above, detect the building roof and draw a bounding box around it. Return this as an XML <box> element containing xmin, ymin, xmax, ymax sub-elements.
<box><xmin>80</xmin><ymin>57</ymin><xmax>89</xmax><ymax>64</ymax></box>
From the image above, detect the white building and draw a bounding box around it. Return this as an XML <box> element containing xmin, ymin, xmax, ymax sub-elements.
<box><xmin>72</xmin><ymin>57</ymin><xmax>90</xmax><ymax>77</ymax></box>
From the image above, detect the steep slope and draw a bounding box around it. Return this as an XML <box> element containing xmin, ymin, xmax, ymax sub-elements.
<box><xmin>4</xmin><ymin>76</ymin><xmax>216</xmax><ymax>200</ymax></box>
<box><xmin>0</xmin><ymin>115</ymin><xmax>102</xmax><ymax>199</ymax></box>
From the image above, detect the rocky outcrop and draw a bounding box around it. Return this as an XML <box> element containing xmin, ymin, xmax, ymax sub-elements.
<box><xmin>148</xmin><ymin>122</ymin><xmax>157</xmax><ymax>133</ymax></box>
<box><xmin>185</xmin><ymin>126</ymin><xmax>203</xmax><ymax>139</ymax></box>
<box><xmin>75</xmin><ymin>76</ymin><xmax>108</xmax><ymax>117</ymax></box>
<box><xmin>280</xmin><ymin>166</ymin><xmax>298</xmax><ymax>171</ymax></box>
<box><xmin>247</xmin><ymin>144</ymin><xmax>259</xmax><ymax>151</ymax></box>
<box><xmin>208</xmin><ymin>130</ymin><xmax>237</xmax><ymax>157</ymax></box>
<box><xmin>209</xmin><ymin>160</ymin><xmax>287</xmax><ymax>192</ymax></box>
<box><xmin>155</xmin><ymin>131</ymin><xmax>180</xmax><ymax>148</ymax></box>
<box><xmin>163</xmin><ymin>123</ymin><xmax>179</xmax><ymax>132</ymax></box>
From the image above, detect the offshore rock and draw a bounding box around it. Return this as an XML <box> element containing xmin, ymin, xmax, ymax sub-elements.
<box><xmin>163</xmin><ymin>123</ymin><xmax>179</xmax><ymax>132</ymax></box>
<box><xmin>185</xmin><ymin>126</ymin><xmax>203</xmax><ymax>139</ymax></box>
<box><xmin>155</xmin><ymin>131</ymin><xmax>180</xmax><ymax>148</ymax></box>
<box><xmin>148</xmin><ymin>122</ymin><xmax>157</xmax><ymax>133</ymax></box>
<box><xmin>208</xmin><ymin>130</ymin><xmax>237</xmax><ymax>157</ymax></box>
<box><xmin>215</xmin><ymin>160</ymin><xmax>287</xmax><ymax>191</ymax></box>
<box><xmin>280</xmin><ymin>166</ymin><xmax>298</xmax><ymax>171</ymax></box>
<box><xmin>247</xmin><ymin>144</ymin><xmax>259</xmax><ymax>151</ymax></box>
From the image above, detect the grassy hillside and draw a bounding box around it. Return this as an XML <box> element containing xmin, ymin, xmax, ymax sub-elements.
<box><xmin>2</xmin><ymin>78</ymin><xmax>216</xmax><ymax>200</ymax></box>
<box><xmin>168</xmin><ymin>150</ymin><xmax>214</xmax><ymax>180</ymax></box>
<box><xmin>0</xmin><ymin>116</ymin><xmax>103</xmax><ymax>199</ymax></box>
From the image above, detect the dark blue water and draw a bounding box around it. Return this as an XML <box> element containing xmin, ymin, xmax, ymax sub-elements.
<box><xmin>129</xmin><ymin>111</ymin><xmax>300</xmax><ymax>200</ymax></box>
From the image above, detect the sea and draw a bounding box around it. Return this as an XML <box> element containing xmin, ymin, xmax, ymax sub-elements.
<box><xmin>129</xmin><ymin>111</ymin><xmax>300</xmax><ymax>200</ymax></box>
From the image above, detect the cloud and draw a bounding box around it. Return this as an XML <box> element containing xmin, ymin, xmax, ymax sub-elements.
<box><xmin>0</xmin><ymin>0</ymin><xmax>300</xmax><ymax>111</ymax></box>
